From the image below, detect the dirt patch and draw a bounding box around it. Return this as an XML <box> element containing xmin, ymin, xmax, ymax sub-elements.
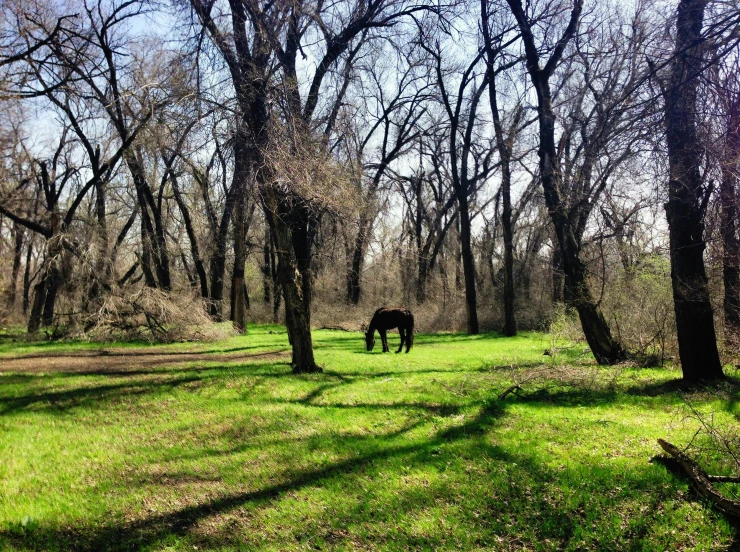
<box><xmin>0</xmin><ymin>348</ymin><xmax>289</xmax><ymax>375</ymax></box>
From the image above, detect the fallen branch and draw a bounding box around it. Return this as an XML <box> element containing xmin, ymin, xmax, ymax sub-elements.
<box><xmin>498</xmin><ymin>385</ymin><xmax>523</xmax><ymax>400</ymax></box>
<box><xmin>657</xmin><ymin>438</ymin><xmax>740</xmax><ymax>519</ymax></box>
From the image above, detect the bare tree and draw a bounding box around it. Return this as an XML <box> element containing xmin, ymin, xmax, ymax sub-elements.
<box><xmin>662</xmin><ymin>0</ymin><xmax>723</xmax><ymax>382</ymax></box>
<box><xmin>336</xmin><ymin>47</ymin><xmax>429</xmax><ymax>304</ymax></box>
<box><xmin>503</xmin><ymin>0</ymin><xmax>635</xmax><ymax>364</ymax></box>
<box><xmin>190</xmin><ymin>0</ymin><xmax>430</xmax><ymax>372</ymax></box>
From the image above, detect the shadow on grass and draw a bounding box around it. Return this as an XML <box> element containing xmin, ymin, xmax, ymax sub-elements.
<box><xmin>498</xmin><ymin>374</ymin><xmax>740</xmax><ymax>410</ymax></box>
<box><xmin>0</xmin><ymin>374</ymin><xmax>205</xmax><ymax>416</ymax></box>
<box><xmin>0</xmin><ymin>399</ymin><xmax>506</xmax><ymax>551</ymax></box>
<box><xmin>0</xmin><ymin>346</ymin><xmax>288</xmax><ymax>362</ymax></box>
<box><xmin>5</xmin><ymin>393</ymin><xmax>734</xmax><ymax>551</ymax></box>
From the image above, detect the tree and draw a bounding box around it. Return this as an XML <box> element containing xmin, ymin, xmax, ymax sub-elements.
<box><xmin>190</xmin><ymin>0</ymin><xmax>429</xmax><ymax>372</ymax></box>
<box><xmin>336</xmin><ymin>48</ymin><xmax>429</xmax><ymax>304</ymax></box>
<box><xmin>504</xmin><ymin>0</ymin><xmax>629</xmax><ymax>364</ymax></box>
<box><xmin>481</xmin><ymin>0</ymin><xmax>523</xmax><ymax>336</ymax></box>
<box><xmin>663</xmin><ymin>0</ymin><xmax>723</xmax><ymax>382</ymax></box>
<box><xmin>421</xmin><ymin>32</ymin><xmax>497</xmax><ymax>334</ymax></box>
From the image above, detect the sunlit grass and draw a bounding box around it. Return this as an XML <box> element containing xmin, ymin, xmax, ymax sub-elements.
<box><xmin>0</xmin><ymin>325</ymin><xmax>737</xmax><ymax>550</ymax></box>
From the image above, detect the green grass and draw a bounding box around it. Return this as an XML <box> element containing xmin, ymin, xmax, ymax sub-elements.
<box><xmin>0</xmin><ymin>325</ymin><xmax>738</xmax><ymax>551</ymax></box>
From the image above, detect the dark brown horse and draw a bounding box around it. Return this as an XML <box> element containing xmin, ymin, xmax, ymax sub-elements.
<box><xmin>365</xmin><ymin>307</ymin><xmax>414</xmax><ymax>353</ymax></box>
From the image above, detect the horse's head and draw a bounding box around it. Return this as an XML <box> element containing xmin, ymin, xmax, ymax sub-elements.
<box><xmin>365</xmin><ymin>330</ymin><xmax>375</xmax><ymax>351</ymax></box>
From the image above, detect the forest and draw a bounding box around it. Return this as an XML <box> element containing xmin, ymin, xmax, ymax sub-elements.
<box><xmin>2</xmin><ymin>0</ymin><xmax>740</xmax><ymax>549</ymax></box>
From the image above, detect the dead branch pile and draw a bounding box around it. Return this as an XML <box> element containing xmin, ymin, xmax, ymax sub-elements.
<box><xmin>80</xmin><ymin>287</ymin><xmax>233</xmax><ymax>343</ymax></box>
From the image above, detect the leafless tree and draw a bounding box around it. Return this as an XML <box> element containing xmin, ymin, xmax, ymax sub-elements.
<box><xmin>661</xmin><ymin>0</ymin><xmax>723</xmax><ymax>381</ymax></box>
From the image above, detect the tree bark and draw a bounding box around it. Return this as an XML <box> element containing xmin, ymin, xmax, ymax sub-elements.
<box><xmin>664</xmin><ymin>0</ymin><xmax>723</xmax><ymax>382</ymax></box>
<box><xmin>262</xmin><ymin>227</ymin><xmax>272</xmax><ymax>304</ymax></box>
<box><xmin>552</xmin><ymin>246</ymin><xmax>565</xmax><ymax>304</ymax></box>
<box><xmin>231</xmin><ymin>151</ymin><xmax>248</xmax><ymax>334</ymax></box>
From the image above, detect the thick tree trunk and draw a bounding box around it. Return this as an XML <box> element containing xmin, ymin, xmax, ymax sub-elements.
<box><xmin>28</xmin><ymin>242</ymin><xmax>62</xmax><ymax>333</ymax></box>
<box><xmin>552</xmin><ymin>246</ymin><xmax>564</xmax><ymax>304</ymax></box>
<box><xmin>208</xmin><ymin>194</ymin><xmax>237</xmax><ymax>321</ymax></box>
<box><xmin>291</xmin><ymin>203</ymin><xmax>318</xmax><ymax>317</ymax></box>
<box><xmin>721</xmin><ymin>166</ymin><xmax>740</xmax><ymax>330</ymax></box>
<box><xmin>664</xmin><ymin>0</ymin><xmax>723</xmax><ymax>382</ymax></box>
<box><xmin>458</xmin><ymin>197</ymin><xmax>479</xmax><ymax>334</ymax></box>
<box><xmin>262</xmin><ymin>186</ymin><xmax>321</xmax><ymax>373</ymax></box>
<box><xmin>27</xmin><ymin>278</ymin><xmax>46</xmax><ymax>333</ymax></box>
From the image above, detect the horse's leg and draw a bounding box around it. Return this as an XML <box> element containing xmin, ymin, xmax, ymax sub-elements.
<box><xmin>405</xmin><ymin>324</ymin><xmax>411</xmax><ymax>353</ymax></box>
<box><xmin>380</xmin><ymin>329</ymin><xmax>389</xmax><ymax>352</ymax></box>
<box><xmin>396</xmin><ymin>328</ymin><xmax>405</xmax><ymax>353</ymax></box>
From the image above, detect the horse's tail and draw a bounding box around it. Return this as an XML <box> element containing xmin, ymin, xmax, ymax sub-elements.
<box><xmin>407</xmin><ymin>310</ymin><xmax>415</xmax><ymax>351</ymax></box>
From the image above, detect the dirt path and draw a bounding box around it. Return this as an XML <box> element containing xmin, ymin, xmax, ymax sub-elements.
<box><xmin>0</xmin><ymin>347</ymin><xmax>289</xmax><ymax>374</ymax></box>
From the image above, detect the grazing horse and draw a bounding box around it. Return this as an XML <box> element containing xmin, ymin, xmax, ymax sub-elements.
<box><xmin>365</xmin><ymin>307</ymin><xmax>414</xmax><ymax>353</ymax></box>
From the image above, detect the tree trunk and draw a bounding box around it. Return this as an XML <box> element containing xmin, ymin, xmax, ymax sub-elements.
<box><xmin>347</xmin><ymin>215</ymin><xmax>370</xmax><ymax>305</ymax></box>
<box><xmin>501</xmin><ymin>177</ymin><xmax>517</xmax><ymax>337</ymax></box>
<box><xmin>552</xmin><ymin>246</ymin><xmax>564</xmax><ymax>304</ymax></box>
<box><xmin>171</xmin><ymin>173</ymin><xmax>209</xmax><ymax>299</ymax></box>
<box><xmin>664</xmin><ymin>0</ymin><xmax>723</xmax><ymax>382</ymax></box>
<box><xmin>28</xmin><ymin>241</ymin><xmax>62</xmax><ymax>333</ymax></box>
<box><xmin>721</xmin><ymin>98</ymin><xmax>740</xmax><ymax>330</ymax></box>
<box><xmin>231</xmin><ymin>164</ymin><xmax>248</xmax><ymax>334</ymax></box>
<box><xmin>534</xmin><ymin>78</ymin><xmax>624</xmax><ymax>363</ymax></box>
<box><xmin>6</xmin><ymin>223</ymin><xmax>23</xmax><ymax>308</ymax></box>
<box><xmin>720</xmin><ymin>164</ymin><xmax>740</xmax><ymax>330</ymax></box>
<box><xmin>262</xmin><ymin>227</ymin><xmax>272</xmax><ymax>304</ymax></box>
<box><xmin>27</xmin><ymin>278</ymin><xmax>46</xmax><ymax>333</ymax></box>
<box><xmin>262</xmin><ymin>186</ymin><xmax>321</xmax><ymax>373</ymax></box>
<box><xmin>207</xmin><ymin>193</ymin><xmax>237</xmax><ymax>321</ymax></box>
<box><xmin>22</xmin><ymin>239</ymin><xmax>32</xmax><ymax>314</ymax></box>
<box><xmin>482</xmin><ymin>1</ymin><xmax>517</xmax><ymax>336</ymax></box>
<box><xmin>457</xmin><ymin>196</ymin><xmax>479</xmax><ymax>334</ymax></box>
<box><xmin>126</xmin><ymin>153</ymin><xmax>171</xmax><ymax>290</ymax></box>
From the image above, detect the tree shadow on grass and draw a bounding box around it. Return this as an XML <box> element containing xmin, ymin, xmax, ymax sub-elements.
<box><xmin>0</xmin><ymin>374</ymin><xmax>204</xmax><ymax>416</ymax></box>
<box><xmin>497</xmin><ymin>373</ymin><xmax>740</xmax><ymax>409</ymax></box>
<box><xmin>5</xmin><ymin>394</ymin><xmax>735</xmax><ymax>551</ymax></box>
<box><xmin>0</xmin><ymin>399</ymin><xmax>506</xmax><ymax>551</ymax></box>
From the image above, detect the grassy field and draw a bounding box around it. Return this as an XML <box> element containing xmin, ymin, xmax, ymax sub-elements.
<box><xmin>0</xmin><ymin>325</ymin><xmax>739</xmax><ymax>551</ymax></box>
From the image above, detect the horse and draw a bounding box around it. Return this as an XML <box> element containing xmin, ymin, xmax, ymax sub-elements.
<box><xmin>365</xmin><ymin>307</ymin><xmax>414</xmax><ymax>353</ymax></box>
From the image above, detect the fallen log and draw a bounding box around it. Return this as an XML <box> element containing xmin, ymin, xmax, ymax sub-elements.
<box><xmin>657</xmin><ymin>438</ymin><xmax>740</xmax><ymax>519</ymax></box>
